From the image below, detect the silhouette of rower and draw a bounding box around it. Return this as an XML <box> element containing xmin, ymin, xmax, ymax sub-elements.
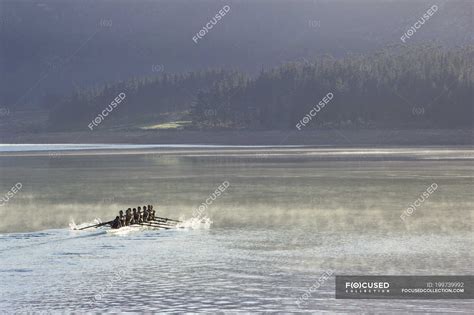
<box><xmin>111</xmin><ymin>216</ymin><xmax>122</xmax><ymax>229</ymax></box>
<box><xmin>125</xmin><ymin>208</ymin><xmax>132</xmax><ymax>226</ymax></box>
<box><xmin>119</xmin><ymin>210</ymin><xmax>125</xmax><ymax>226</ymax></box>
<box><xmin>149</xmin><ymin>205</ymin><xmax>155</xmax><ymax>220</ymax></box>
<box><xmin>143</xmin><ymin>205</ymin><xmax>149</xmax><ymax>222</ymax></box>
<box><xmin>132</xmin><ymin>208</ymin><xmax>139</xmax><ymax>224</ymax></box>
<box><xmin>137</xmin><ymin>206</ymin><xmax>143</xmax><ymax>223</ymax></box>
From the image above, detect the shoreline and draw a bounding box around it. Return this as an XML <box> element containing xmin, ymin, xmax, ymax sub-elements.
<box><xmin>0</xmin><ymin>129</ymin><xmax>472</xmax><ymax>146</ymax></box>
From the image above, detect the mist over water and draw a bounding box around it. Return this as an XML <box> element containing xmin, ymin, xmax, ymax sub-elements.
<box><xmin>0</xmin><ymin>145</ymin><xmax>472</xmax><ymax>312</ymax></box>
<box><xmin>0</xmin><ymin>145</ymin><xmax>472</xmax><ymax>233</ymax></box>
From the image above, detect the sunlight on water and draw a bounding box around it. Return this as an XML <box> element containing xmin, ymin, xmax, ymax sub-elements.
<box><xmin>0</xmin><ymin>146</ymin><xmax>472</xmax><ymax>313</ymax></box>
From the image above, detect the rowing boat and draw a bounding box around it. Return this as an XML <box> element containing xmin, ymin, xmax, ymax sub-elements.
<box><xmin>74</xmin><ymin>216</ymin><xmax>182</xmax><ymax>231</ymax></box>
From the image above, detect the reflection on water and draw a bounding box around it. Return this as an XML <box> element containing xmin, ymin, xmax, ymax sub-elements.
<box><xmin>0</xmin><ymin>146</ymin><xmax>472</xmax><ymax>233</ymax></box>
<box><xmin>0</xmin><ymin>146</ymin><xmax>472</xmax><ymax>312</ymax></box>
<box><xmin>0</xmin><ymin>227</ymin><xmax>472</xmax><ymax>313</ymax></box>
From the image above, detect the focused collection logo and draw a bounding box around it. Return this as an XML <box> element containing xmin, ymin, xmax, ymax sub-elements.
<box><xmin>344</xmin><ymin>281</ymin><xmax>390</xmax><ymax>294</ymax></box>
<box><xmin>336</xmin><ymin>276</ymin><xmax>472</xmax><ymax>299</ymax></box>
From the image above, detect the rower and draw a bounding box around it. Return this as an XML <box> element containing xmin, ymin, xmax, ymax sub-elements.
<box><xmin>111</xmin><ymin>216</ymin><xmax>122</xmax><ymax>229</ymax></box>
<box><xmin>125</xmin><ymin>208</ymin><xmax>132</xmax><ymax>226</ymax></box>
<box><xmin>150</xmin><ymin>205</ymin><xmax>155</xmax><ymax>220</ymax></box>
<box><xmin>119</xmin><ymin>210</ymin><xmax>125</xmax><ymax>226</ymax></box>
<box><xmin>143</xmin><ymin>205</ymin><xmax>149</xmax><ymax>222</ymax></box>
<box><xmin>137</xmin><ymin>206</ymin><xmax>143</xmax><ymax>223</ymax></box>
<box><xmin>132</xmin><ymin>208</ymin><xmax>139</xmax><ymax>224</ymax></box>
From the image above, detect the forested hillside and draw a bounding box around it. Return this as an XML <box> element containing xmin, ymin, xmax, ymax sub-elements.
<box><xmin>191</xmin><ymin>46</ymin><xmax>473</xmax><ymax>129</ymax></box>
<box><xmin>47</xmin><ymin>45</ymin><xmax>473</xmax><ymax>131</ymax></box>
<box><xmin>1</xmin><ymin>0</ymin><xmax>472</xmax><ymax>108</ymax></box>
<box><xmin>48</xmin><ymin>70</ymin><xmax>238</xmax><ymax>130</ymax></box>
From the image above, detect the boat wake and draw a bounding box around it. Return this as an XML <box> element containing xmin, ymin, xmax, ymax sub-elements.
<box><xmin>106</xmin><ymin>225</ymin><xmax>142</xmax><ymax>235</ymax></box>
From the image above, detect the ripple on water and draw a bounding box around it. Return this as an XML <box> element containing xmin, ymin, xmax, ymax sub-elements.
<box><xmin>0</xmin><ymin>268</ymin><xmax>33</xmax><ymax>273</ymax></box>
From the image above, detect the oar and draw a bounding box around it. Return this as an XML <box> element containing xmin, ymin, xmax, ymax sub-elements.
<box><xmin>148</xmin><ymin>221</ymin><xmax>176</xmax><ymax>228</ymax></box>
<box><xmin>151</xmin><ymin>217</ymin><xmax>176</xmax><ymax>223</ymax></box>
<box><xmin>128</xmin><ymin>219</ymin><xmax>175</xmax><ymax>227</ymax></box>
<box><xmin>150</xmin><ymin>219</ymin><xmax>187</xmax><ymax>229</ymax></box>
<box><xmin>76</xmin><ymin>220</ymin><xmax>113</xmax><ymax>231</ymax></box>
<box><xmin>138</xmin><ymin>222</ymin><xmax>172</xmax><ymax>229</ymax></box>
<box><xmin>150</xmin><ymin>219</ymin><xmax>177</xmax><ymax>227</ymax></box>
<box><xmin>153</xmin><ymin>216</ymin><xmax>182</xmax><ymax>223</ymax></box>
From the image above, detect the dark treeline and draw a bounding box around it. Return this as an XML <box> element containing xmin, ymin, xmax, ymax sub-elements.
<box><xmin>47</xmin><ymin>45</ymin><xmax>473</xmax><ymax>131</ymax></box>
<box><xmin>191</xmin><ymin>45</ymin><xmax>473</xmax><ymax>129</ymax></box>
<box><xmin>48</xmin><ymin>70</ymin><xmax>238</xmax><ymax>130</ymax></box>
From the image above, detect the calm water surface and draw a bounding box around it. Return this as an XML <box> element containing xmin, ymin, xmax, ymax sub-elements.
<box><xmin>0</xmin><ymin>145</ymin><xmax>472</xmax><ymax>313</ymax></box>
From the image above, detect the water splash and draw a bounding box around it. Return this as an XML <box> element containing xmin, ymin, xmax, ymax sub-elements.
<box><xmin>177</xmin><ymin>216</ymin><xmax>213</xmax><ymax>229</ymax></box>
<box><xmin>69</xmin><ymin>218</ymin><xmax>102</xmax><ymax>230</ymax></box>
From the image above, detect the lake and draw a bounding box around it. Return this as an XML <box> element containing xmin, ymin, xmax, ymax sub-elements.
<box><xmin>0</xmin><ymin>145</ymin><xmax>472</xmax><ymax>313</ymax></box>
